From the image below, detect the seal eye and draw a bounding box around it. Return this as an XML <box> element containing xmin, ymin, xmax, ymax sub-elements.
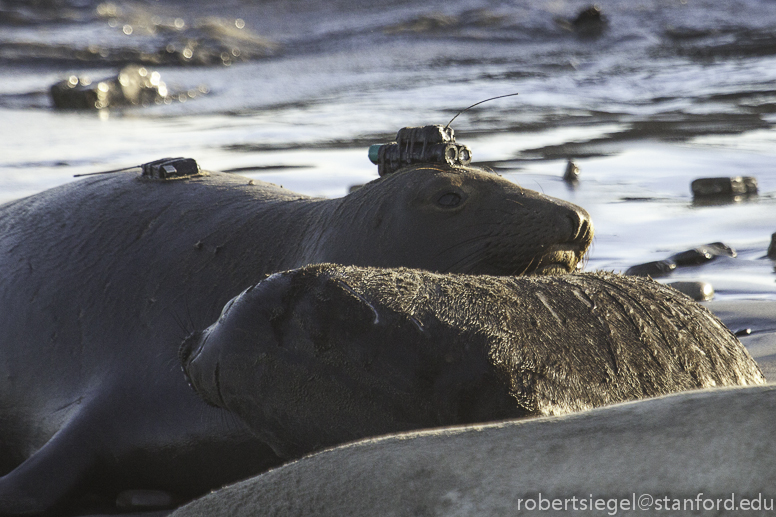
<box><xmin>437</xmin><ymin>192</ymin><xmax>462</xmax><ymax>207</ymax></box>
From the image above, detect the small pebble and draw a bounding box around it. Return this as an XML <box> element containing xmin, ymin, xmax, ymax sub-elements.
<box><xmin>667</xmin><ymin>281</ymin><xmax>714</xmax><ymax>302</ymax></box>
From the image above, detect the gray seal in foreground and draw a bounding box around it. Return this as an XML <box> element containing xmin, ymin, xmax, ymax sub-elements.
<box><xmin>181</xmin><ymin>264</ymin><xmax>764</xmax><ymax>460</ymax></box>
<box><xmin>0</xmin><ymin>165</ymin><xmax>592</xmax><ymax>515</ymax></box>
<box><xmin>172</xmin><ymin>385</ymin><xmax>776</xmax><ymax>517</ymax></box>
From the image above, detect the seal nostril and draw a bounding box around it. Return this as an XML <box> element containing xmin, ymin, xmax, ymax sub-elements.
<box><xmin>566</xmin><ymin>212</ymin><xmax>582</xmax><ymax>241</ymax></box>
<box><xmin>578</xmin><ymin>218</ymin><xmax>589</xmax><ymax>242</ymax></box>
<box><xmin>566</xmin><ymin>209</ymin><xmax>592</xmax><ymax>245</ymax></box>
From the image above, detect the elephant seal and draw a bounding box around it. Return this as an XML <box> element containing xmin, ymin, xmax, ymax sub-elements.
<box><xmin>0</xmin><ymin>165</ymin><xmax>592</xmax><ymax>515</ymax></box>
<box><xmin>181</xmin><ymin>264</ymin><xmax>764</xmax><ymax>460</ymax></box>
<box><xmin>171</xmin><ymin>385</ymin><xmax>776</xmax><ymax>517</ymax></box>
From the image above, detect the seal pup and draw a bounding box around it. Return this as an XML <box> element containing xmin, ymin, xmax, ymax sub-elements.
<box><xmin>0</xmin><ymin>165</ymin><xmax>591</xmax><ymax>514</ymax></box>
<box><xmin>181</xmin><ymin>264</ymin><xmax>764</xmax><ymax>460</ymax></box>
<box><xmin>171</xmin><ymin>385</ymin><xmax>776</xmax><ymax>517</ymax></box>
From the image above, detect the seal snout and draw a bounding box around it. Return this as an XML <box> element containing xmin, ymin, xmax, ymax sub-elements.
<box><xmin>568</xmin><ymin>207</ymin><xmax>594</xmax><ymax>248</ymax></box>
<box><xmin>567</xmin><ymin>207</ymin><xmax>594</xmax><ymax>264</ymax></box>
<box><xmin>526</xmin><ymin>198</ymin><xmax>594</xmax><ymax>275</ymax></box>
<box><xmin>179</xmin><ymin>330</ymin><xmax>206</xmax><ymax>392</ymax></box>
<box><xmin>179</xmin><ymin>330</ymin><xmax>204</xmax><ymax>369</ymax></box>
<box><xmin>179</xmin><ymin>327</ymin><xmax>226</xmax><ymax>408</ymax></box>
<box><xmin>554</xmin><ymin>200</ymin><xmax>594</xmax><ymax>259</ymax></box>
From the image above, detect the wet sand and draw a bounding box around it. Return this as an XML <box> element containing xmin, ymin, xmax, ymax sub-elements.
<box><xmin>708</xmin><ymin>300</ymin><xmax>776</xmax><ymax>381</ymax></box>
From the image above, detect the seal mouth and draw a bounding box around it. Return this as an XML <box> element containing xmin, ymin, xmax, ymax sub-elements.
<box><xmin>178</xmin><ymin>328</ymin><xmax>229</xmax><ymax>409</ymax></box>
<box><xmin>529</xmin><ymin>245</ymin><xmax>584</xmax><ymax>276</ymax></box>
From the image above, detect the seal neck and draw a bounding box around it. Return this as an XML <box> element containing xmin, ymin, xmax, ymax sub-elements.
<box><xmin>291</xmin><ymin>199</ymin><xmax>344</xmax><ymax>266</ymax></box>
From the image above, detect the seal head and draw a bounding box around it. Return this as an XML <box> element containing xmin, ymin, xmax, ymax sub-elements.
<box><xmin>320</xmin><ymin>165</ymin><xmax>593</xmax><ymax>276</ymax></box>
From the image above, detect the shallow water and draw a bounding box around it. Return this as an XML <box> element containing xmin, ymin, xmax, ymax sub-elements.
<box><xmin>1</xmin><ymin>0</ymin><xmax>775</xmax><ymax>299</ymax></box>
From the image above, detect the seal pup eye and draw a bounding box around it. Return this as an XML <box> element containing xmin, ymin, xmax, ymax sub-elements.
<box><xmin>437</xmin><ymin>192</ymin><xmax>462</xmax><ymax>207</ymax></box>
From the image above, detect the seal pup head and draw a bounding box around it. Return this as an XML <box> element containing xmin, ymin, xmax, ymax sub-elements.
<box><xmin>180</xmin><ymin>266</ymin><xmax>526</xmax><ymax>459</ymax></box>
<box><xmin>321</xmin><ymin>165</ymin><xmax>593</xmax><ymax>276</ymax></box>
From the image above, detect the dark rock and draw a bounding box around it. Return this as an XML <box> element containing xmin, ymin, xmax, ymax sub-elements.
<box><xmin>705</xmin><ymin>241</ymin><xmax>737</xmax><ymax>258</ymax></box>
<box><xmin>628</xmin><ymin>242</ymin><xmax>735</xmax><ymax>279</ymax></box>
<box><xmin>667</xmin><ymin>281</ymin><xmax>714</xmax><ymax>302</ymax></box>
<box><xmin>691</xmin><ymin>176</ymin><xmax>758</xmax><ymax>201</ymax></box>
<box><xmin>571</xmin><ymin>5</ymin><xmax>607</xmax><ymax>37</ymax></box>
<box><xmin>668</xmin><ymin>242</ymin><xmax>736</xmax><ymax>266</ymax></box>
<box><xmin>573</xmin><ymin>5</ymin><xmax>605</xmax><ymax>27</ymax></box>
<box><xmin>563</xmin><ymin>160</ymin><xmax>580</xmax><ymax>183</ymax></box>
<box><xmin>625</xmin><ymin>260</ymin><xmax>676</xmax><ymax>278</ymax></box>
<box><xmin>768</xmin><ymin>232</ymin><xmax>776</xmax><ymax>260</ymax></box>
<box><xmin>50</xmin><ymin>64</ymin><xmax>171</xmax><ymax>110</ymax></box>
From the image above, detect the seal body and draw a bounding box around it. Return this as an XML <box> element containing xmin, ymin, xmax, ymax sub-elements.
<box><xmin>171</xmin><ymin>385</ymin><xmax>776</xmax><ymax>517</ymax></box>
<box><xmin>0</xmin><ymin>166</ymin><xmax>591</xmax><ymax>514</ymax></box>
<box><xmin>181</xmin><ymin>265</ymin><xmax>764</xmax><ymax>460</ymax></box>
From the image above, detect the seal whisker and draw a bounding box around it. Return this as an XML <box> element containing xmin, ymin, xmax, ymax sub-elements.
<box><xmin>216</xmin><ymin>405</ymin><xmax>243</xmax><ymax>435</ymax></box>
<box><xmin>443</xmin><ymin>246</ymin><xmax>491</xmax><ymax>273</ymax></box>
<box><xmin>443</xmin><ymin>243</ymin><xmax>488</xmax><ymax>267</ymax></box>
<box><xmin>170</xmin><ymin>308</ymin><xmax>196</xmax><ymax>341</ymax></box>
<box><xmin>514</xmin><ymin>256</ymin><xmax>537</xmax><ymax>276</ymax></box>
<box><xmin>431</xmin><ymin>234</ymin><xmax>491</xmax><ymax>260</ymax></box>
<box><xmin>164</xmin><ymin>355</ymin><xmax>182</xmax><ymax>373</ymax></box>
<box><xmin>477</xmin><ymin>208</ymin><xmax>519</xmax><ymax>217</ymax></box>
<box><xmin>214</xmin><ymin>362</ymin><xmax>227</xmax><ymax>409</ymax></box>
<box><xmin>453</xmin><ymin>221</ymin><xmax>503</xmax><ymax>229</ymax></box>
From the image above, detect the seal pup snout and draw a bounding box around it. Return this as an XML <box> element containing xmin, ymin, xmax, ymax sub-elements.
<box><xmin>180</xmin><ymin>271</ymin><xmax>298</xmax><ymax>419</ymax></box>
<box><xmin>179</xmin><ymin>327</ymin><xmax>226</xmax><ymax>408</ymax></box>
<box><xmin>179</xmin><ymin>330</ymin><xmax>203</xmax><ymax>368</ymax></box>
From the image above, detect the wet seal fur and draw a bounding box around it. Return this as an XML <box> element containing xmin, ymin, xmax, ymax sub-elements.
<box><xmin>171</xmin><ymin>385</ymin><xmax>776</xmax><ymax>517</ymax></box>
<box><xmin>0</xmin><ymin>165</ymin><xmax>591</xmax><ymax>514</ymax></box>
<box><xmin>181</xmin><ymin>264</ymin><xmax>764</xmax><ymax>460</ymax></box>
